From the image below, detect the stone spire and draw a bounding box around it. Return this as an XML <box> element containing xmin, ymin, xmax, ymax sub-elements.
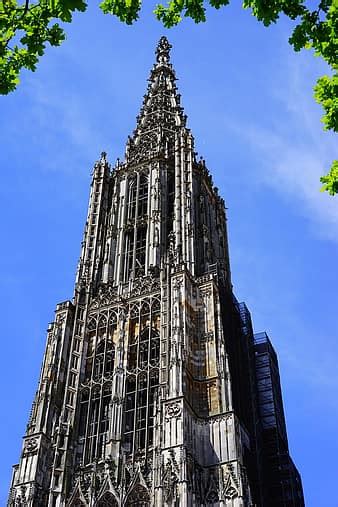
<box><xmin>8</xmin><ymin>36</ymin><xmax>305</xmax><ymax>507</ymax></box>
<box><xmin>125</xmin><ymin>36</ymin><xmax>187</xmax><ymax>163</ymax></box>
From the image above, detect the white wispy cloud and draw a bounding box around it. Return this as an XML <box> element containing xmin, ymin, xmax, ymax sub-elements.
<box><xmin>231</xmin><ymin>51</ymin><xmax>338</xmax><ymax>241</ymax></box>
<box><xmin>246</xmin><ymin>127</ymin><xmax>338</xmax><ymax>238</ymax></box>
<box><xmin>27</xmin><ymin>78</ymin><xmax>106</xmax><ymax>165</ymax></box>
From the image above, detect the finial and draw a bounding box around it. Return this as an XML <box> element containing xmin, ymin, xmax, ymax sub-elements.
<box><xmin>100</xmin><ymin>151</ymin><xmax>107</xmax><ymax>163</ymax></box>
<box><xmin>156</xmin><ymin>36</ymin><xmax>172</xmax><ymax>65</ymax></box>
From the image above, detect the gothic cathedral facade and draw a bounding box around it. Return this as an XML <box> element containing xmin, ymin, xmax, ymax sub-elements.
<box><xmin>9</xmin><ymin>37</ymin><xmax>304</xmax><ymax>507</ymax></box>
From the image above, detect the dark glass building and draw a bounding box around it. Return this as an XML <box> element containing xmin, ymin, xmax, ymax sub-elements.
<box><xmin>254</xmin><ymin>332</ymin><xmax>305</xmax><ymax>506</ymax></box>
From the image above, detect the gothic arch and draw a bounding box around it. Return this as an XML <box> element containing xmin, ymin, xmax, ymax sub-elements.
<box><xmin>93</xmin><ymin>341</ymin><xmax>105</xmax><ymax>379</ymax></box>
<box><xmin>109</xmin><ymin>310</ymin><xmax>118</xmax><ymax>326</ymax></box>
<box><xmin>98</xmin><ymin>314</ymin><xmax>108</xmax><ymax>331</ymax></box>
<box><xmin>151</xmin><ymin>297</ymin><xmax>160</xmax><ymax>312</ymax></box>
<box><xmin>130</xmin><ymin>303</ymin><xmax>139</xmax><ymax>319</ymax></box>
<box><xmin>140</xmin><ymin>299</ymin><xmax>150</xmax><ymax>315</ymax></box>
<box><xmin>67</xmin><ymin>482</ymin><xmax>88</xmax><ymax>507</ymax></box>
<box><xmin>69</xmin><ymin>499</ymin><xmax>86</xmax><ymax>507</ymax></box>
<box><xmin>125</xmin><ymin>483</ymin><xmax>150</xmax><ymax>507</ymax></box>
<box><xmin>96</xmin><ymin>491</ymin><xmax>118</xmax><ymax>507</ymax></box>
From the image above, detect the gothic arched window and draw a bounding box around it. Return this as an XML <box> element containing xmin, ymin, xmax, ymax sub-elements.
<box><xmin>105</xmin><ymin>341</ymin><xmax>115</xmax><ymax>376</ymax></box>
<box><xmin>85</xmin><ymin>317</ymin><xmax>97</xmax><ymax>379</ymax></box>
<box><xmin>84</xmin><ymin>381</ymin><xmax>113</xmax><ymax>463</ymax></box>
<box><xmin>123</xmin><ymin>173</ymin><xmax>149</xmax><ymax>281</ymax></box>
<box><xmin>124</xmin><ymin>230</ymin><xmax>135</xmax><ymax>281</ymax></box>
<box><xmin>88</xmin><ymin>342</ymin><xmax>115</xmax><ymax>382</ymax></box>
<box><xmin>97</xmin><ymin>382</ymin><xmax>111</xmax><ymax>458</ymax></box>
<box><xmin>86</xmin><ymin>387</ymin><xmax>100</xmax><ymax>461</ymax></box>
<box><xmin>82</xmin><ymin>311</ymin><xmax>115</xmax><ymax>464</ymax></box>
<box><xmin>167</xmin><ymin>170</ymin><xmax>175</xmax><ymax>235</ymax></box>
<box><xmin>127</xmin><ymin>177</ymin><xmax>137</xmax><ymax>221</ymax></box>
<box><xmin>94</xmin><ymin>342</ymin><xmax>105</xmax><ymax>380</ymax></box>
<box><xmin>79</xmin><ymin>389</ymin><xmax>89</xmax><ymax>440</ymax></box>
<box><xmin>97</xmin><ymin>315</ymin><xmax>107</xmax><ymax>342</ymax></box>
<box><xmin>124</xmin><ymin>298</ymin><xmax>160</xmax><ymax>457</ymax></box>
<box><xmin>139</xmin><ymin>328</ymin><xmax>149</xmax><ymax>368</ymax></box>
<box><xmin>135</xmin><ymin>226</ymin><xmax>147</xmax><ymax>277</ymax></box>
<box><xmin>138</xmin><ymin>174</ymin><xmax>148</xmax><ymax>218</ymax></box>
<box><xmin>109</xmin><ymin>311</ymin><xmax>118</xmax><ymax>340</ymax></box>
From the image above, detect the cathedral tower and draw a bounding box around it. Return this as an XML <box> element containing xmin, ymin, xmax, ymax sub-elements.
<box><xmin>9</xmin><ymin>37</ymin><xmax>304</xmax><ymax>507</ymax></box>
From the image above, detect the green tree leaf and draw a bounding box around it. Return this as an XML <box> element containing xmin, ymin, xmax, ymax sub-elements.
<box><xmin>320</xmin><ymin>160</ymin><xmax>338</xmax><ymax>195</ymax></box>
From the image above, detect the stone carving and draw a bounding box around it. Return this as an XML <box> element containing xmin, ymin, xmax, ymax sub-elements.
<box><xmin>112</xmin><ymin>395</ymin><xmax>123</xmax><ymax>405</ymax></box>
<box><xmin>162</xmin><ymin>455</ymin><xmax>179</xmax><ymax>504</ymax></box>
<box><xmin>128</xmin><ymin>132</ymin><xmax>158</xmax><ymax>164</ymax></box>
<box><xmin>223</xmin><ymin>472</ymin><xmax>238</xmax><ymax>499</ymax></box>
<box><xmin>105</xmin><ymin>457</ymin><xmax>117</xmax><ymax>485</ymax></box>
<box><xmin>82</xmin><ymin>260</ymin><xmax>91</xmax><ymax>285</ymax></box>
<box><xmin>152</xmin><ymin>210</ymin><xmax>161</xmax><ymax>223</ymax></box>
<box><xmin>172</xmin><ymin>276</ymin><xmax>183</xmax><ymax>292</ymax></box>
<box><xmin>222</xmin><ymin>464</ymin><xmax>239</xmax><ymax>500</ymax></box>
<box><xmin>89</xmin><ymin>284</ymin><xmax>119</xmax><ymax>309</ymax></box>
<box><xmin>200</xmin><ymin>331</ymin><xmax>214</xmax><ymax>343</ymax></box>
<box><xmin>24</xmin><ymin>438</ymin><xmax>38</xmax><ymax>453</ymax></box>
<box><xmin>126</xmin><ymin>482</ymin><xmax>150</xmax><ymax>505</ymax></box>
<box><xmin>79</xmin><ymin>472</ymin><xmax>91</xmax><ymax>503</ymax></box>
<box><xmin>165</xmin><ymin>402</ymin><xmax>181</xmax><ymax>420</ymax></box>
<box><xmin>14</xmin><ymin>485</ymin><xmax>28</xmax><ymax>506</ymax></box>
<box><xmin>130</xmin><ymin>276</ymin><xmax>160</xmax><ymax>297</ymax></box>
<box><xmin>96</xmin><ymin>491</ymin><xmax>118</xmax><ymax>506</ymax></box>
<box><xmin>204</xmin><ymin>469</ymin><xmax>219</xmax><ymax>503</ymax></box>
<box><xmin>168</xmin><ymin>231</ymin><xmax>181</xmax><ymax>266</ymax></box>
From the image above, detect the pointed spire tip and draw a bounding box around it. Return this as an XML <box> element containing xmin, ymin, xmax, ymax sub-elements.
<box><xmin>156</xmin><ymin>36</ymin><xmax>172</xmax><ymax>65</ymax></box>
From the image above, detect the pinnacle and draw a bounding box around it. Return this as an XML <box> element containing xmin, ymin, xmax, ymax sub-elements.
<box><xmin>155</xmin><ymin>36</ymin><xmax>172</xmax><ymax>66</ymax></box>
<box><xmin>125</xmin><ymin>37</ymin><xmax>187</xmax><ymax>163</ymax></box>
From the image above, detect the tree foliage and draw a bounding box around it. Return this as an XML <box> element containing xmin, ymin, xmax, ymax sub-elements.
<box><xmin>0</xmin><ymin>0</ymin><xmax>86</xmax><ymax>93</ymax></box>
<box><xmin>1</xmin><ymin>0</ymin><xmax>337</xmax><ymax>193</ymax></box>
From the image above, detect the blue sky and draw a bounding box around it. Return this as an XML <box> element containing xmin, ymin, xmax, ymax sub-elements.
<box><xmin>1</xmin><ymin>3</ymin><xmax>337</xmax><ymax>505</ymax></box>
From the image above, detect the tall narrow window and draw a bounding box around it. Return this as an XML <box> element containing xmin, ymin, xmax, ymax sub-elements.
<box><xmin>135</xmin><ymin>227</ymin><xmax>147</xmax><ymax>277</ymax></box>
<box><xmin>82</xmin><ymin>312</ymin><xmax>115</xmax><ymax>464</ymax></box>
<box><xmin>97</xmin><ymin>383</ymin><xmax>111</xmax><ymax>459</ymax></box>
<box><xmin>79</xmin><ymin>390</ymin><xmax>89</xmax><ymax>440</ymax></box>
<box><xmin>127</xmin><ymin>177</ymin><xmax>137</xmax><ymax>221</ymax></box>
<box><xmin>94</xmin><ymin>342</ymin><xmax>105</xmax><ymax>380</ymax></box>
<box><xmin>123</xmin><ymin>299</ymin><xmax>160</xmax><ymax>457</ymax></box>
<box><xmin>86</xmin><ymin>387</ymin><xmax>100</xmax><ymax>462</ymax></box>
<box><xmin>105</xmin><ymin>341</ymin><xmax>115</xmax><ymax>376</ymax></box>
<box><xmin>123</xmin><ymin>173</ymin><xmax>149</xmax><ymax>281</ymax></box>
<box><xmin>124</xmin><ymin>230</ymin><xmax>135</xmax><ymax>280</ymax></box>
<box><xmin>167</xmin><ymin>171</ymin><xmax>174</xmax><ymax>235</ymax></box>
<box><xmin>138</xmin><ymin>174</ymin><xmax>148</xmax><ymax>218</ymax></box>
<box><xmin>84</xmin><ymin>318</ymin><xmax>96</xmax><ymax>380</ymax></box>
